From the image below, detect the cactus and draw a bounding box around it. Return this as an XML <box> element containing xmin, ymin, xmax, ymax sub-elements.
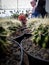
<box><xmin>31</xmin><ymin>24</ymin><xmax>49</xmax><ymax>48</ymax></box>
<box><xmin>0</xmin><ymin>26</ymin><xmax>10</xmax><ymax>55</ymax></box>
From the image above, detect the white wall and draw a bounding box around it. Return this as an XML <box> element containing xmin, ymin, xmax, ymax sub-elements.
<box><xmin>1</xmin><ymin>0</ymin><xmax>32</xmax><ymax>10</ymax></box>
<box><xmin>18</xmin><ymin>0</ymin><xmax>32</xmax><ymax>9</ymax></box>
<box><xmin>46</xmin><ymin>0</ymin><xmax>49</xmax><ymax>13</ymax></box>
<box><xmin>0</xmin><ymin>0</ymin><xmax>49</xmax><ymax>13</ymax></box>
<box><xmin>0</xmin><ymin>0</ymin><xmax>2</xmax><ymax>9</ymax></box>
<box><xmin>1</xmin><ymin>0</ymin><xmax>17</xmax><ymax>9</ymax></box>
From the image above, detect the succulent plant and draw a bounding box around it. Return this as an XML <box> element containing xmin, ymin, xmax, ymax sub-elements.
<box><xmin>0</xmin><ymin>26</ymin><xmax>11</xmax><ymax>55</ymax></box>
<box><xmin>31</xmin><ymin>24</ymin><xmax>49</xmax><ymax>48</ymax></box>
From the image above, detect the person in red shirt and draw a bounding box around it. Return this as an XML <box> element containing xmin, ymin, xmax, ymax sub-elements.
<box><xmin>18</xmin><ymin>14</ymin><xmax>27</xmax><ymax>25</ymax></box>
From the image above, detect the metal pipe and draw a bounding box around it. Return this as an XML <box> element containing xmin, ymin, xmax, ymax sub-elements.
<box><xmin>17</xmin><ymin>0</ymin><xmax>18</xmax><ymax>10</ymax></box>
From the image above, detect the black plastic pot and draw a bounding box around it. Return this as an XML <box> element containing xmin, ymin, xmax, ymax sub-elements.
<box><xmin>14</xmin><ymin>34</ymin><xmax>32</xmax><ymax>43</ymax></box>
<box><xmin>0</xmin><ymin>39</ymin><xmax>23</xmax><ymax>65</ymax></box>
<box><xmin>21</xmin><ymin>41</ymin><xmax>49</xmax><ymax>65</ymax></box>
<box><xmin>11</xmin><ymin>40</ymin><xmax>23</xmax><ymax>65</ymax></box>
<box><xmin>27</xmin><ymin>53</ymin><xmax>49</xmax><ymax>65</ymax></box>
<box><xmin>7</xmin><ymin>33</ymin><xmax>24</xmax><ymax>43</ymax></box>
<box><xmin>8</xmin><ymin>27</ymin><xmax>32</xmax><ymax>43</ymax></box>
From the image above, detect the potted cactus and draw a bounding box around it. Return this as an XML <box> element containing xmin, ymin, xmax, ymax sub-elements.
<box><xmin>21</xmin><ymin>24</ymin><xmax>49</xmax><ymax>64</ymax></box>
<box><xmin>0</xmin><ymin>26</ymin><xmax>23</xmax><ymax>65</ymax></box>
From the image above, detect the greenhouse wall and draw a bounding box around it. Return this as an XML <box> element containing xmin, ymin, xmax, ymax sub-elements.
<box><xmin>0</xmin><ymin>0</ymin><xmax>49</xmax><ymax>13</ymax></box>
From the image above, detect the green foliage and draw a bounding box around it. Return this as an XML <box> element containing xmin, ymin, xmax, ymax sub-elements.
<box><xmin>0</xmin><ymin>26</ymin><xmax>10</xmax><ymax>54</ymax></box>
<box><xmin>12</xmin><ymin>14</ymin><xmax>19</xmax><ymax>19</ymax></box>
<box><xmin>31</xmin><ymin>24</ymin><xmax>49</xmax><ymax>48</ymax></box>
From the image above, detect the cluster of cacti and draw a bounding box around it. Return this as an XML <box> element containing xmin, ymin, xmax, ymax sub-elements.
<box><xmin>0</xmin><ymin>26</ymin><xmax>11</xmax><ymax>54</ymax></box>
<box><xmin>0</xmin><ymin>26</ymin><xmax>8</xmax><ymax>35</ymax></box>
<box><xmin>31</xmin><ymin>24</ymin><xmax>49</xmax><ymax>48</ymax></box>
<box><xmin>0</xmin><ymin>21</ymin><xmax>23</xmax><ymax>37</ymax></box>
<box><xmin>0</xmin><ymin>20</ymin><xmax>22</xmax><ymax>54</ymax></box>
<box><xmin>0</xmin><ymin>26</ymin><xmax>23</xmax><ymax>65</ymax></box>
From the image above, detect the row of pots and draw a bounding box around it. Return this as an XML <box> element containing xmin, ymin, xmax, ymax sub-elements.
<box><xmin>1</xmin><ymin>28</ymin><xmax>49</xmax><ymax>65</ymax></box>
<box><xmin>0</xmin><ymin>25</ymin><xmax>31</xmax><ymax>65</ymax></box>
<box><xmin>11</xmin><ymin>32</ymin><xmax>49</xmax><ymax>65</ymax></box>
<box><xmin>10</xmin><ymin>33</ymin><xmax>32</xmax><ymax>65</ymax></box>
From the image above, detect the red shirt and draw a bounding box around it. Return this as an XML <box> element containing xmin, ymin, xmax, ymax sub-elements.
<box><xmin>18</xmin><ymin>14</ymin><xmax>27</xmax><ymax>24</ymax></box>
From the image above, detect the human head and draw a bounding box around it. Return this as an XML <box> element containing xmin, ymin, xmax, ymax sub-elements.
<box><xmin>30</xmin><ymin>0</ymin><xmax>37</xmax><ymax>7</ymax></box>
<box><xmin>18</xmin><ymin>14</ymin><xmax>27</xmax><ymax>25</ymax></box>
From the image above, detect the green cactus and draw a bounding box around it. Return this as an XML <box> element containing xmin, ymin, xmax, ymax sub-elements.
<box><xmin>42</xmin><ymin>42</ymin><xmax>46</xmax><ymax>48</ymax></box>
<box><xmin>31</xmin><ymin>24</ymin><xmax>49</xmax><ymax>48</ymax></box>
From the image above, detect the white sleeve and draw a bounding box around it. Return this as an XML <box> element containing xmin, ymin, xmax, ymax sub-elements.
<box><xmin>35</xmin><ymin>0</ymin><xmax>39</xmax><ymax>8</ymax></box>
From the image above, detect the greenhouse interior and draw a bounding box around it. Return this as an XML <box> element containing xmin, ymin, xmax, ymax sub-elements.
<box><xmin>0</xmin><ymin>0</ymin><xmax>49</xmax><ymax>65</ymax></box>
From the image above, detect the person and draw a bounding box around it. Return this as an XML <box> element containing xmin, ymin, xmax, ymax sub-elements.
<box><xmin>18</xmin><ymin>14</ymin><xmax>27</xmax><ymax>26</ymax></box>
<box><xmin>30</xmin><ymin>0</ymin><xmax>48</xmax><ymax>18</ymax></box>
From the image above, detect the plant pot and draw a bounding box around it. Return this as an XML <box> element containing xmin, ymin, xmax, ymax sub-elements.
<box><xmin>27</xmin><ymin>53</ymin><xmax>49</xmax><ymax>65</ymax></box>
<box><xmin>8</xmin><ymin>27</ymin><xmax>26</xmax><ymax>43</ymax></box>
<box><xmin>11</xmin><ymin>40</ymin><xmax>23</xmax><ymax>65</ymax></box>
<box><xmin>13</xmin><ymin>34</ymin><xmax>32</xmax><ymax>43</ymax></box>
<box><xmin>23</xmin><ymin>28</ymin><xmax>31</xmax><ymax>34</ymax></box>
<box><xmin>21</xmin><ymin>38</ymin><xmax>49</xmax><ymax>65</ymax></box>
<box><xmin>7</xmin><ymin>31</ymin><xmax>24</xmax><ymax>43</ymax></box>
<box><xmin>8</xmin><ymin>26</ymin><xmax>32</xmax><ymax>43</ymax></box>
<box><xmin>0</xmin><ymin>40</ymin><xmax>23</xmax><ymax>65</ymax></box>
<box><xmin>9</xmin><ymin>30</ymin><xmax>24</xmax><ymax>39</ymax></box>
